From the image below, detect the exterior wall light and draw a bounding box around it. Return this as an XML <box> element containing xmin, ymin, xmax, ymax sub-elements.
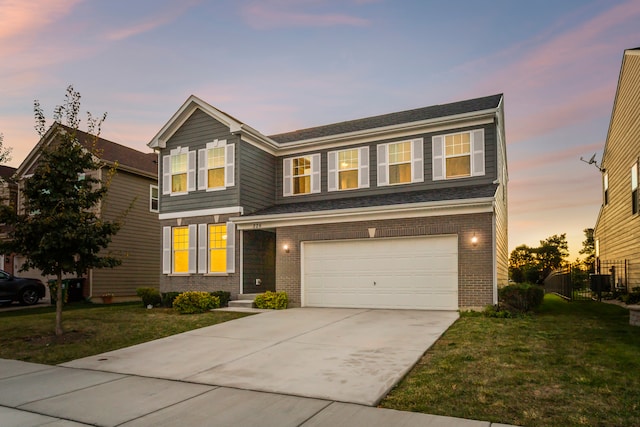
<box><xmin>283</xmin><ymin>244</ymin><xmax>290</xmax><ymax>253</ymax></box>
<box><xmin>471</xmin><ymin>233</ymin><xmax>479</xmax><ymax>246</ymax></box>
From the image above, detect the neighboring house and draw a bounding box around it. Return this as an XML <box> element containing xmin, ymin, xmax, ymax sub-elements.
<box><xmin>0</xmin><ymin>165</ymin><xmax>17</xmax><ymax>274</ymax></box>
<box><xmin>594</xmin><ymin>47</ymin><xmax>640</xmax><ymax>289</ymax></box>
<box><xmin>15</xmin><ymin>124</ymin><xmax>160</xmax><ymax>301</ymax></box>
<box><xmin>149</xmin><ymin>93</ymin><xmax>508</xmax><ymax>310</ymax></box>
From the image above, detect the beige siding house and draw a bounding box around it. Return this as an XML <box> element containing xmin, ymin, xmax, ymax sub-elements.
<box><xmin>595</xmin><ymin>47</ymin><xmax>640</xmax><ymax>289</ymax></box>
<box><xmin>15</xmin><ymin>124</ymin><xmax>159</xmax><ymax>301</ymax></box>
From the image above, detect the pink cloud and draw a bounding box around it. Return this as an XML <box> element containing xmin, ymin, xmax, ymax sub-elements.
<box><xmin>242</xmin><ymin>1</ymin><xmax>370</xmax><ymax>30</ymax></box>
<box><xmin>105</xmin><ymin>1</ymin><xmax>201</xmax><ymax>41</ymax></box>
<box><xmin>510</xmin><ymin>142</ymin><xmax>603</xmax><ymax>172</ymax></box>
<box><xmin>468</xmin><ymin>0</ymin><xmax>640</xmax><ymax>143</ymax></box>
<box><xmin>0</xmin><ymin>0</ymin><xmax>81</xmax><ymax>41</ymax></box>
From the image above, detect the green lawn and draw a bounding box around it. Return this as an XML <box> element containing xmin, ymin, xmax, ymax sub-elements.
<box><xmin>381</xmin><ymin>294</ymin><xmax>640</xmax><ymax>427</ymax></box>
<box><xmin>0</xmin><ymin>302</ymin><xmax>251</xmax><ymax>365</ymax></box>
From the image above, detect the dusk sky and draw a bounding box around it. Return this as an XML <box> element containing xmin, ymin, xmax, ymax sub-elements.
<box><xmin>1</xmin><ymin>0</ymin><xmax>639</xmax><ymax>259</ymax></box>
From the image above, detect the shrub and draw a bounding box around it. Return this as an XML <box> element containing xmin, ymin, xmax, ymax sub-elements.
<box><xmin>254</xmin><ymin>291</ymin><xmax>288</xmax><ymax>310</ymax></box>
<box><xmin>136</xmin><ymin>287</ymin><xmax>161</xmax><ymax>307</ymax></box>
<box><xmin>498</xmin><ymin>283</ymin><xmax>544</xmax><ymax>314</ymax></box>
<box><xmin>621</xmin><ymin>291</ymin><xmax>640</xmax><ymax>305</ymax></box>
<box><xmin>211</xmin><ymin>291</ymin><xmax>231</xmax><ymax>307</ymax></box>
<box><xmin>161</xmin><ymin>292</ymin><xmax>181</xmax><ymax>308</ymax></box>
<box><xmin>173</xmin><ymin>291</ymin><xmax>220</xmax><ymax>314</ymax></box>
<box><xmin>483</xmin><ymin>304</ymin><xmax>513</xmax><ymax>318</ymax></box>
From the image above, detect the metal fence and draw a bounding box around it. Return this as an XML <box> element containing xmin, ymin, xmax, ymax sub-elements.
<box><xmin>595</xmin><ymin>259</ymin><xmax>628</xmax><ymax>293</ymax></box>
<box><xmin>544</xmin><ymin>265</ymin><xmax>591</xmax><ymax>301</ymax></box>
<box><xmin>544</xmin><ymin>260</ymin><xmax>628</xmax><ymax>301</ymax></box>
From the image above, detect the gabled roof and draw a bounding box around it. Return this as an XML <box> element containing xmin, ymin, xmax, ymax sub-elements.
<box><xmin>17</xmin><ymin>123</ymin><xmax>157</xmax><ymax>179</ymax></box>
<box><xmin>149</xmin><ymin>94</ymin><xmax>503</xmax><ymax>154</ymax></box>
<box><xmin>269</xmin><ymin>94</ymin><xmax>503</xmax><ymax>143</ymax></box>
<box><xmin>147</xmin><ymin>95</ymin><xmax>274</xmax><ymax>150</ymax></box>
<box><xmin>0</xmin><ymin>165</ymin><xmax>16</xmax><ymax>180</ymax></box>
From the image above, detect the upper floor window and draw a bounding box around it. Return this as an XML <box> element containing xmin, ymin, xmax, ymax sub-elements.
<box><xmin>377</xmin><ymin>139</ymin><xmax>424</xmax><ymax>186</ymax></box>
<box><xmin>603</xmin><ymin>172</ymin><xmax>609</xmax><ymax>205</ymax></box>
<box><xmin>328</xmin><ymin>147</ymin><xmax>369</xmax><ymax>191</ymax></box>
<box><xmin>632</xmin><ymin>163</ymin><xmax>638</xmax><ymax>214</ymax></box>
<box><xmin>150</xmin><ymin>185</ymin><xmax>159</xmax><ymax>213</ymax></box>
<box><xmin>162</xmin><ymin>147</ymin><xmax>195</xmax><ymax>196</ymax></box>
<box><xmin>198</xmin><ymin>140</ymin><xmax>235</xmax><ymax>191</ymax></box>
<box><xmin>432</xmin><ymin>129</ymin><xmax>485</xmax><ymax>180</ymax></box>
<box><xmin>283</xmin><ymin>154</ymin><xmax>320</xmax><ymax>196</ymax></box>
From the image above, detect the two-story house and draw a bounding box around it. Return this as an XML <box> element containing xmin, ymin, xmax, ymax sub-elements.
<box><xmin>0</xmin><ymin>165</ymin><xmax>17</xmax><ymax>274</ymax></box>
<box><xmin>149</xmin><ymin>94</ymin><xmax>508</xmax><ymax>310</ymax></box>
<box><xmin>595</xmin><ymin>47</ymin><xmax>640</xmax><ymax>289</ymax></box>
<box><xmin>15</xmin><ymin>124</ymin><xmax>160</xmax><ymax>302</ymax></box>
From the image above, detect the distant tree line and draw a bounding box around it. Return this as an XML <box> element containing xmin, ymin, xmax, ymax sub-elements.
<box><xmin>509</xmin><ymin>229</ymin><xmax>594</xmax><ymax>284</ymax></box>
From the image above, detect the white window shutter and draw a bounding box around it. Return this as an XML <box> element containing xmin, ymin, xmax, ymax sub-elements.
<box><xmin>198</xmin><ymin>224</ymin><xmax>208</xmax><ymax>274</ymax></box>
<box><xmin>197</xmin><ymin>149</ymin><xmax>206</xmax><ymax>190</ymax></box>
<box><xmin>412</xmin><ymin>138</ymin><xmax>424</xmax><ymax>183</ymax></box>
<box><xmin>162</xmin><ymin>156</ymin><xmax>171</xmax><ymax>195</ymax></box>
<box><xmin>283</xmin><ymin>158</ymin><xmax>292</xmax><ymax>196</ymax></box>
<box><xmin>328</xmin><ymin>151</ymin><xmax>338</xmax><ymax>192</ymax></box>
<box><xmin>188</xmin><ymin>224</ymin><xmax>197</xmax><ymax>274</ymax></box>
<box><xmin>377</xmin><ymin>144</ymin><xmax>388</xmax><ymax>186</ymax></box>
<box><xmin>311</xmin><ymin>153</ymin><xmax>321</xmax><ymax>193</ymax></box>
<box><xmin>162</xmin><ymin>226</ymin><xmax>171</xmax><ymax>274</ymax></box>
<box><xmin>432</xmin><ymin>136</ymin><xmax>444</xmax><ymax>181</ymax></box>
<box><xmin>225</xmin><ymin>143</ymin><xmax>235</xmax><ymax>187</ymax></box>
<box><xmin>359</xmin><ymin>146</ymin><xmax>369</xmax><ymax>188</ymax></box>
<box><xmin>472</xmin><ymin>129</ymin><xmax>485</xmax><ymax>176</ymax></box>
<box><xmin>187</xmin><ymin>151</ymin><xmax>196</xmax><ymax>192</ymax></box>
<box><xmin>226</xmin><ymin>222</ymin><xmax>236</xmax><ymax>273</ymax></box>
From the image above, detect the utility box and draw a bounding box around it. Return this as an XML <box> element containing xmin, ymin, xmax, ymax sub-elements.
<box><xmin>589</xmin><ymin>274</ymin><xmax>611</xmax><ymax>293</ymax></box>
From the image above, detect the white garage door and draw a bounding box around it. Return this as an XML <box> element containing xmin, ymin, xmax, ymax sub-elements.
<box><xmin>302</xmin><ymin>235</ymin><xmax>458</xmax><ymax>310</ymax></box>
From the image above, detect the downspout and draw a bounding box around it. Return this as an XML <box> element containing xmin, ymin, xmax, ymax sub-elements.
<box><xmin>492</xmin><ymin>201</ymin><xmax>498</xmax><ymax>305</ymax></box>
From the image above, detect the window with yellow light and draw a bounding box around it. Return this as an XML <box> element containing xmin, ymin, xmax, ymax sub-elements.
<box><xmin>173</xmin><ymin>226</ymin><xmax>189</xmax><ymax>273</ymax></box>
<box><xmin>208</xmin><ymin>224</ymin><xmax>227</xmax><ymax>273</ymax></box>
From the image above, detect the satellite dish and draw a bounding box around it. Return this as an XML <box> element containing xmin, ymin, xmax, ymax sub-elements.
<box><xmin>580</xmin><ymin>153</ymin><xmax>605</xmax><ymax>172</ymax></box>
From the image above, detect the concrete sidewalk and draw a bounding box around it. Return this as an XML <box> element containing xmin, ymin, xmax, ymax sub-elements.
<box><xmin>0</xmin><ymin>359</ymin><xmax>517</xmax><ymax>427</ymax></box>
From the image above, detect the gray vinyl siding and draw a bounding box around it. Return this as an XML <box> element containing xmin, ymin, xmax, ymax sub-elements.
<box><xmin>595</xmin><ymin>52</ymin><xmax>640</xmax><ymax>287</ymax></box>
<box><xmin>239</xmin><ymin>141</ymin><xmax>276</xmax><ymax>215</ymax></box>
<box><xmin>160</xmin><ymin>108</ymin><xmax>240</xmax><ymax>213</ymax></box>
<box><xmin>242</xmin><ymin>230</ymin><xmax>276</xmax><ymax>294</ymax></box>
<box><xmin>92</xmin><ymin>170</ymin><xmax>160</xmax><ymax>296</ymax></box>
<box><xmin>275</xmin><ymin>123</ymin><xmax>497</xmax><ymax>204</ymax></box>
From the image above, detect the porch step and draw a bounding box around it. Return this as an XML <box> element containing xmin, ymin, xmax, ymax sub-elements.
<box><xmin>237</xmin><ymin>293</ymin><xmax>262</xmax><ymax>301</ymax></box>
<box><xmin>228</xmin><ymin>299</ymin><xmax>256</xmax><ymax>308</ymax></box>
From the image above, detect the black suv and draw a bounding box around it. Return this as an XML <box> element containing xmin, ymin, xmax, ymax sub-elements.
<box><xmin>0</xmin><ymin>270</ymin><xmax>46</xmax><ymax>306</ymax></box>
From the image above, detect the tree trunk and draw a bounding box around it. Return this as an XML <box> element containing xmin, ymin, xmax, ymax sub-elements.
<box><xmin>55</xmin><ymin>272</ymin><xmax>63</xmax><ymax>336</ymax></box>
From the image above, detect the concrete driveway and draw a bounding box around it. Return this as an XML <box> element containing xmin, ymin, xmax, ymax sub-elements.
<box><xmin>63</xmin><ymin>308</ymin><xmax>458</xmax><ymax>406</ymax></box>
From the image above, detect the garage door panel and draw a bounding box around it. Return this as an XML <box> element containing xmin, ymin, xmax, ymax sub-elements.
<box><xmin>303</xmin><ymin>236</ymin><xmax>458</xmax><ymax>310</ymax></box>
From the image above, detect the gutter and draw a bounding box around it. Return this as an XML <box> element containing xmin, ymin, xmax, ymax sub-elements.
<box><xmin>232</xmin><ymin>197</ymin><xmax>495</xmax><ymax>230</ymax></box>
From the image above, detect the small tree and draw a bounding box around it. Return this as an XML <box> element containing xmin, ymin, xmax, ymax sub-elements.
<box><xmin>535</xmin><ymin>233</ymin><xmax>569</xmax><ymax>279</ymax></box>
<box><xmin>509</xmin><ymin>234</ymin><xmax>570</xmax><ymax>283</ymax></box>
<box><xmin>0</xmin><ymin>86</ymin><xmax>121</xmax><ymax>335</ymax></box>
<box><xmin>579</xmin><ymin>228</ymin><xmax>595</xmax><ymax>272</ymax></box>
<box><xmin>0</xmin><ymin>134</ymin><xmax>12</xmax><ymax>167</ymax></box>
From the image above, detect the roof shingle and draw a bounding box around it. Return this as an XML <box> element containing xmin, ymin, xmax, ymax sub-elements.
<box><xmin>268</xmin><ymin>94</ymin><xmax>502</xmax><ymax>143</ymax></box>
<box><xmin>249</xmin><ymin>183</ymin><xmax>498</xmax><ymax>217</ymax></box>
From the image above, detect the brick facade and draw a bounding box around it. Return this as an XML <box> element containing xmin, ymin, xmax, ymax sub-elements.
<box><xmin>275</xmin><ymin>212</ymin><xmax>495</xmax><ymax>309</ymax></box>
